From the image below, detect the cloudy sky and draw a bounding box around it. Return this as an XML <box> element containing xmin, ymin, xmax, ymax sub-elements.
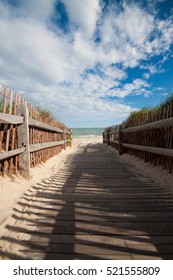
<box><xmin>0</xmin><ymin>0</ymin><xmax>173</xmax><ymax>128</ymax></box>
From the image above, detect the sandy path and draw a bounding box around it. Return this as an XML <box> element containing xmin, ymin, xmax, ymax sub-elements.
<box><xmin>0</xmin><ymin>135</ymin><xmax>172</xmax><ymax>247</ymax></box>
<box><xmin>0</xmin><ymin>136</ymin><xmax>173</xmax><ymax>259</ymax></box>
<box><xmin>0</xmin><ymin>137</ymin><xmax>102</xmax><ymax>228</ymax></box>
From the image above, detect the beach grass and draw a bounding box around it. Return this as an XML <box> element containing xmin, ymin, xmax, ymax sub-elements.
<box><xmin>124</xmin><ymin>93</ymin><xmax>173</xmax><ymax>127</ymax></box>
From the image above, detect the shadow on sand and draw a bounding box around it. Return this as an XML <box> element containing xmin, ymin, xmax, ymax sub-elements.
<box><xmin>1</xmin><ymin>142</ymin><xmax>173</xmax><ymax>259</ymax></box>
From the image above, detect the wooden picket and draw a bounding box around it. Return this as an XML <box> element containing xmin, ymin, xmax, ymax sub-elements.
<box><xmin>104</xmin><ymin>101</ymin><xmax>173</xmax><ymax>174</ymax></box>
<box><xmin>0</xmin><ymin>86</ymin><xmax>72</xmax><ymax>178</ymax></box>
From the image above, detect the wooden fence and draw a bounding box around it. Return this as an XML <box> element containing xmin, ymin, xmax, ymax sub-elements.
<box><xmin>0</xmin><ymin>86</ymin><xmax>72</xmax><ymax>179</ymax></box>
<box><xmin>103</xmin><ymin>103</ymin><xmax>173</xmax><ymax>174</ymax></box>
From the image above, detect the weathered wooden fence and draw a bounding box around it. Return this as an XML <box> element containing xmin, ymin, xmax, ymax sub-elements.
<box><xmin>103</xmin><ymin>103</ymin><xmax>173</xmax><ymax>173</ymax></box>
<box><xmin>0</xmin><ymin>86</ymin><xmax>72</xmax><ymax>178</ymax></box>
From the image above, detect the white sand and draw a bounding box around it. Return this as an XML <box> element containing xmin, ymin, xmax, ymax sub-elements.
<box><xmin>0</xmin><ymin>136</ymin><xmax>102</xmax><ymax>228</ymax></box>
<box><xmin>0</xmin><ymin>146</ymin><xmax>72</xmax><ymax>227</ymax></box>
<box><xmin>0</xmin><ymin>135</ymin><xmax>172</xmax><ymax>231</ymax></box>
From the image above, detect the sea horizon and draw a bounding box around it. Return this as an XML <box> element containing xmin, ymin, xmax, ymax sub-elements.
<box><xmin>71</xmin><ymin>127</ymin><xmax>104</xmax><ymax>138</ymax></box>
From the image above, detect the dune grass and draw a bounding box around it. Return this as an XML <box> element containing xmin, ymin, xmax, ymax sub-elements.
<box><xmin>0</xmin><ymin>94</ymin><xmax>56</xmax><ymax>123</ymax></box>
<box><xmin>35</xmin><ymin>104</ymin><xmax>55</xmax><ymax>122</ymax></box>
<box><xmin>124</xmin><ymin>93</ymin><xmax>173</xmax><ymax>127</ymax></box>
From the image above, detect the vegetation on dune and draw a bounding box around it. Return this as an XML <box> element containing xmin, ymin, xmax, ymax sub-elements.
<box><xmin>159</xmin><ymin>94</ymin><xmax>173</xmax><ymax>110</ymax></box>
<box><xmin>0</xmin><ymin>97</ymin><xmax>16</xmax><ymax>114</ymax></box>
<box><xmin>34</xmin><ymin>104</ymin><xmax>67</xmax><ymax>130</ymax></box>
<box><xmin>35</xmin><ymin>104</ymin><xmax>55</xmax><ymax>122</ymax></box>
<box><xmin>0</xmin><ymin>91</ymin><xmax>55</xmax><ymax>123</ymax></box>
<box><xmin>0</xmin><ymin>94</ymin><xmax>66</xmax><ymax>129</ymax></box>
<box><xmin>124</xmin><ymin>93</ymin><xmax>173</xmax><ymax>128</ymax></box>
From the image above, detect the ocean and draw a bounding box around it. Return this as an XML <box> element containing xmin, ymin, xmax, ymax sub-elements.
<box><xmin>71</xmin><ymin>128</ymin><xmax>104</xmax><ymax>138</ymax></box>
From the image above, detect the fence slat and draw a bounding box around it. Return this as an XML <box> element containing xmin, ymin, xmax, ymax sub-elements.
<box><xmin>2</xmin><ymin>88</ymin><xmax>8</xmax><ymax>175</ymax></box>
<box><xmin>110</xmin><ymin>140</ymin><xmax>119</xmax><ymax>145</ymax></box>
<box><xmin>14</xmin><ymin>94</ymin><xmax>19</xmax><ymax>173</ymax></box>
<box><xmin>4</xmin><ymin>90</ymin><xmax>13</xmax><ymax>175</ymax></box>
<box><xmin>17</xmin><ymin>104</ymin><xmax>30</xmax><ymax>179</ymax></box>
<box><xmin>29</xmin><ymin>118</ymin><xmax>63</xmax><ymax>133</ymax></box>
<box><xmin>1</xmin><ymin>85</ymin><xmax>72</xmax><ymax>178</ymax></box>
<box><xmin>104</xmin><ymin>106</ymin><xmax>173</xmax><ymax>174</ymax></box>
<box><xmin>0</xmin><ymin>147</ymin><xmax>25</xmax><ymax>161</ymax></box>
<box><xmin>30</xmin><ymin>140</ymin><xmax>64</xmax><ymax>153</ymax></box>
<box><xmin>124</xmin><ymin>117</ymin><xmax>173</xmax><ymax>133</ymax></box>
<box><xmin>123</xmin><ymin>143</ymin><xmax>173</xmax><ymax>158</ymax></box>
<box><xmin>63</xmin><ymin>129</ymin><xmax>66</xmax><ymax>150</ymax></box>
<box><xmin>9</xmin><ymin>91</ymin><xmax>15</xmax><ymax>175</ymax></box>
<box><xmin>0</xmin><ymin>113</ymin><xmax>23</xmax><ymax>124</ymax></box>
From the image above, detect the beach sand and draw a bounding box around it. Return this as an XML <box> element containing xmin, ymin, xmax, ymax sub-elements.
<box><xmin>0</xmin><ymin>135</ymin><xmax>172</xmax><ymax>232</ymax></box>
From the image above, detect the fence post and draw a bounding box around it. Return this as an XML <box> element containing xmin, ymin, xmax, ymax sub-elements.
<box><xmin>107</xmin><ymin>129</ymin><xmax>110</xmax><ymax>145</ymax></box>
<box><xmin>63</xmin><ymin>129</ymin><xmax>66</xmax><ymax>150</ymax></box>
<box><xmin>102</xmin><ymin>132</ymin><xmax>105</xmax><ymax>143</ymax></box>
<box><xmin>17</xmin><ymin>102</ymin><xmax>31</xmax><ymax>179</ymax></box>
<box><xmin>119</xmin><ymin>124</ymin><xmax>124</xmax><ymax>155</ymax></box>
<box><xmin>69</xmin><ymin>129</ymin><xmax>72</xmax><ymax>147</ymax></box>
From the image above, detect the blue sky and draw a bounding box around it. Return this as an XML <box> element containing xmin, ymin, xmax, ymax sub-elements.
<box><xmin>0</xmin><ymin>0</ymin><xmax>173</xmax><ymax>128</ymax></box>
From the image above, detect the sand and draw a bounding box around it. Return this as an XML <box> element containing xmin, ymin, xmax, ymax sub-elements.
<box><xmin>0</xmin><ymin>135</ymin><xmax>172</xmax><ymax>230</ymax></box>
<box><xmin>0</xmin><ymin>137</ymin><xmax>101</xmax><ymax>228</ymax></box>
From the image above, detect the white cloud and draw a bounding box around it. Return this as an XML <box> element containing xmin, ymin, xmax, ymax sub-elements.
<box><xmin>99</xmin><ymin>3</ymin><xmax>155</xmax><ymax>66</ymax></box>
<box><xmin>62</xmin><ymin>0</ymin><xmax>101</xmax><ymax>38</ymax></box>
<box><xmin>0</xmin><ymin>4</ymin><xmax>77</xmax><ymax>85</ymax></box>
<box><xmin>117</xmin><ymin>3</ymin><xmax>154</xmax><ymax>45</ymax></box>
<box><xmin>108</xmin><ymin>79</ymin><xmax>150</xmax><ymax>98</ymax></box>
<box><xmin>143</xmin><ymin>73</ymin><xmax>150</xmax><ymax>79</ymax></box>
<box><xmin>18</xmin><ymin>0</ymin><xmax>56</xmax><ymax>21</ymax></box>
<box><xmin>22</xmin><ymin>81</ymin><xmax>133</xmax><ymax>127</ymax></box>
<box><xmin>0</xmin><ymin>1</ymin><xmax>173</xmax><ymax>127</ymax></box>
<box><xmin>72</xmin><ymin>32</ymin><xmax>97</xmax><ymax>66</ymax></box>
<box><xmin>100</xmin><ymin>2</ymin><xmax>173</xmax><ymax>66</ymax></box>
<box><xmin>141</xmin><ymin>58</ymin><xmax>167</xmax><ymax>79</ymax></box>
<box><xmin>104</xmin><ymin>65</ymin><xmax>127</xmax><ymax>80</ymax></box>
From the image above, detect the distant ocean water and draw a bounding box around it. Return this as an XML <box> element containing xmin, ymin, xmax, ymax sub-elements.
<box><xmin>71</xmin><ymin>128</ymin><xmax>104</xmax><ymax>138</ymax></box>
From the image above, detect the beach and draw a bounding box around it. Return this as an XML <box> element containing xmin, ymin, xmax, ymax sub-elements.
<box><xmin>0</xmin><ymin>135</ymin><xmax>173</xmax><ymax>232</ymax></box>
<box><xmin>0</xmin><ymin>136</ymin><xmax>101</xmax><ymax>229</ymax></box>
